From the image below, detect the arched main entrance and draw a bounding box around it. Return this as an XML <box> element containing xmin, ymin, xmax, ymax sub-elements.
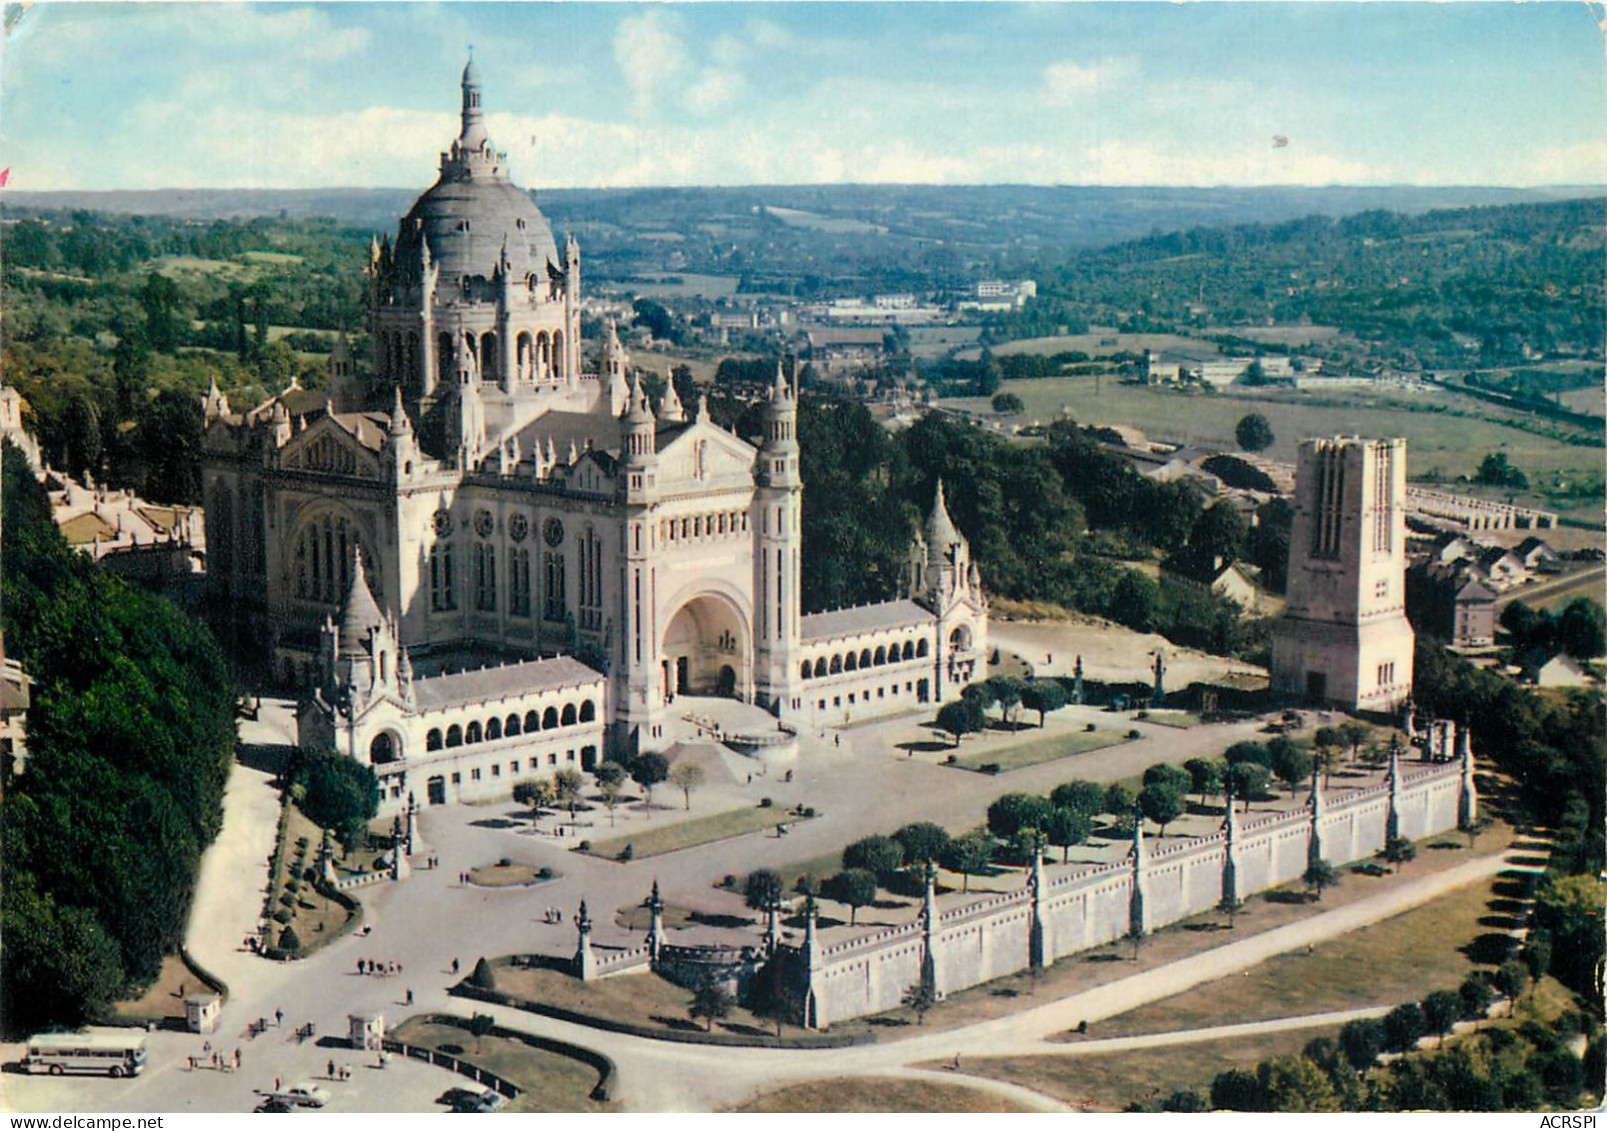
<box><xmin>369</xmin><ymin>731</ymin><xmax>402</xmax><ymax>765</ymax></box>
<box><xmin>661</xmin><ymin>594</ymin><xmax>749</xmax><ymax>702</ymax></box>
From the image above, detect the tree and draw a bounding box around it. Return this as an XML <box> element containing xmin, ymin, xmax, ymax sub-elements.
<box><xmin>1210</xmin><ymin>1068</ymin><xmax>1267</xmax><ymax>1112</ymax></box>
<box><xmin>901</xmin><ymin>980</ymin><xmax>937</xmax><ymax>1025</ymax></box>
<box><xmin>668</xmin><ymin>760</ymin><xmax>704</xmax><ymax>810</ymax></box>
<box><xmin>1020</xmin><ymin>679</ymin><xmax>1067</xmax><ymax>726</ymax></box>
<box><xmin>593</xmin><ymin>760</ymin><xmax>627</xmax><ymax>789</ymax></box>
<box><xmin>1103</xmin><ymin>782</ymin><xmax>1134</xmax><ymax>816</ymax></box>
<box><xmin>1556</xmin><ymin>597</ymin><xmax>1606</xmax><ymax>659</ymax></box>
<box><xmin>278</xmin><ymin>925</ymin><xmax>301</xmax><ymax>953</ymax></box>
<box><xmin>1422</xmin><ymin>990</ymin><xmax>1462</xmax><ymax>1047</ymax></box>
<box><xmin>1475</xmin><ymin>451</ymin><xmax>1527</xmax><ymax>489</ymax></box>
<box><xmin>1303</xmin><ymin>859</ymin><xmax>1338</xmax><ymax>901</ymax></box>
<box><xmin>111</xmin><ymin>326</ymin><xmax>151</xmax><ymax>418</ymax></box>
<box><xmin>630</xmin><ymin>753</ymin><xmax>669</xmax><ymax>806</ymax></box>
<box><xmin>942</xmin><ymin>830</ymin><xmax>995</xmax><ymax>893</ymax></box>
<box><xmin>512</xmin><ymin>778</ymin><xmax>556</xmax><ymax>811</ymax></box>
<box><xmin>1532</xmin><ymin>874</ymin><xmax>1605</xmax><ymax>1000</ymax></box>
<box><xmin>1229</xmin><ymin>762</ymin><xmax>1271</xmax><ymax>808</ymax></box>
<box><xmin>1383</xmin><ymin>1001</ymin><xmax>1426</xmax><ymax>1052</ymax></box>
<box><xmin>1270</xmin><ymin>739</ymin><xmax>1314</xmax><ymax>794</ymax></box>
<box><xmin>597</xmin><ymin>778</ymin><xmax>624</xmax><ymax>826</ymax></box>
<box><xmin>935</xmin><ymin>697</ymin><xmax>986</xmax><ymax>746</ymax></box>
<box><xmin>1494</xmin><ymin>959</ymin><xmax>1529</xmax><ymax>1016</ymax></box>
<box><xmin>1339</xmin><ymin>1017</ymin><xmax>1385</xmax><ymax>1071</ymax></box>
<box><xmin>1138</xmin><ymin>782</ymin><xmax>1185</xmax><ymax>837</ymax></box>
<box><xmin>1189</xmin><ymin>501</ymin><xmax>1248</xmax><ymax>565</ymax></box>
<box><xmin>1043</xmin><ymin>806</ymin><xmax>1091</xmax><ymax>862</ymax></box>
<box><xmin>471</xmin><ymin>957</ymin><xmax>495</xmax><ymax>990</ymax></box>
<box><xmin>894</xmin><ymin>822</ymin><xmax>950</xmax><ymax>867</ymax></box>
<box><xmin>139</xmin><ymin>271</ymin><xmax>182</xmax><ymax>353</ymax></box>
<box><xmin>1235</xmin><ymin>412</ymin><xmax>1275</xmax><ymax>453</ymax></box>
<box><xmin>689</xmin><ymin>980</ymin><xmax>734</xmax><ymax>1032</ymax></box>
<box><xmin>987</xmin><ymin>793</ymin><xmax>1053</xmax><ymax>838</ymax></box>
<box><xmin>843</xmin><ymin>835</ymin><xmax>904</xmax><ymax>879</ymax></box>
<box><xmin>1161</xmin><ymin>1090</ymin><xmax>1207</xmax><ymax>1113</ymax></box>
<box><xmin>989</xmin><ymin>676</ymin><xmax>1026</xmax><ymax>728</ymax></box>
<box><xmin>1109</xmin><ymin>569</ymin><xmax>1161</xmax><ymax>632</ymax></box>
<box><xmin>1050</xmin><ymin>780</ymin><xmax>1105</xmax><ymax>817</ymax></box>
<box><xmin>1183</xmin><ymin>757</ymin><xmax>1225</xmax><ymax>802</ymax></box>
<box><xmin>466</xmin><ymin>1013</ymin><xmax>496</xmax><ymax>1055</ymax></box>
<box><xmin>1225</xmin><ymin>740</ymin><xmax>1272</xmax><ymax>767</ymax></box>
<box><xmin>1458</xmin><ymin>974</ymin><xmax>1493</xmax><ymax>1021</ymax></box>
<box><xmin>1381</xmin><ymin>835</ymin><xmax>1417</xmax><ymax>869</ymax></box>
<box><xmin>1143</xmin><ymin>762</ymin><xmax>1190</xmax><ymax>793</ymax></box>
<box><xmin>827</xmin><ymin>868</ymin><xmax>877</xmax><ymax>926</ymax></box>
<box><xmin>294</xmin><ymin>750</ymin><xmax>380</xmax><ymax>844</ymax></box>
<box><xmin>1257</xmin><ymin>1055</ymin><xmax>1340</xmax><ymax>1112</ymax></box>
<box><xmin>1520</xmin><ymin>928</ymin><xmax>1552</xmax><ymax>980</ymax></box>
<box><xmin>743</xmin><ymin>869</ymin><xmax>784</xmax><ymax>913</ymax></box>
<box><xmin>991</xmin><ymin>392</ymin><xmax>1025</xmax><ymax>415</ymax></box>
<box><xmin>553</xmin><ymin>767</ymin><xmax>585</xmax><ymax>819</ymax></box>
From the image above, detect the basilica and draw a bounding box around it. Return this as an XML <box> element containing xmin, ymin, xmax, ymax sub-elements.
<box><xmin>201</xmin><ymin>62</ymin><xmax>988</xmax><ymax>811</ymax></box>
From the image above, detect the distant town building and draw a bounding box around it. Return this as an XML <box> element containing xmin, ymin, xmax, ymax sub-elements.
<box><xmin>45</xmin><ymin>470</ymin><xmax>205</xmax><ymax>586</ymax></box>
<box><xmin>1272</xmin><ymin>437</ymin><xmax>1415</xmax><ymax>710</ymax></box>
<box><xmin>0</xmin><ymin>383</ymin><xmax>42</xmax><ymax>472</ymax></box>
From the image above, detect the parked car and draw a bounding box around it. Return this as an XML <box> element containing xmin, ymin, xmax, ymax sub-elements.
<box><xmin>451</xmin><ymin>1089</ymin><xmax>507</xmax><ymax>1113</ymax></box>
<box><xmin>272</xmin><ymin>1083</ymin><xmax>329</xmax><ymax>1109</ymax></box>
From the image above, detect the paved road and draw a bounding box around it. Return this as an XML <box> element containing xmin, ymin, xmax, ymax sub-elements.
<box><xmin>0</xmin><ymin>695</ymin><xmax>1471</xmax><ymax>1115</ymax></box>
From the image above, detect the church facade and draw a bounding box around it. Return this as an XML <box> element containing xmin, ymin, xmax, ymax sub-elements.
<box><xmin>201</xmin><ymin>63</ymin><xmax>987</xmax><ymax>811</ymax></box>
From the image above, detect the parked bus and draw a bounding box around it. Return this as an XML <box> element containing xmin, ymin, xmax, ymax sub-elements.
<box><xmin>23</xmin><ymin>1030</ymin><xmax>148</xmax><ymax>1077</ymax></box>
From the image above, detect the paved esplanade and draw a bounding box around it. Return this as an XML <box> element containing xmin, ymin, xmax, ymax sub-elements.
<box><xmin>5</xmin><ymin>689</ymin><xmax>1483</xmax><ymax>1114</ymax></box>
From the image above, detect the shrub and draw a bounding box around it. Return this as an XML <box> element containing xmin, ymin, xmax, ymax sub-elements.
<box><xmin>577</xmin><ymin>840</ymin><xmax>591</xmax><ymax>852</ymax></box>
<box><xmin>759</xmin><ymin>797</ymin><xmax>773</xmax><ymax>809</ymax></box>
<box><xmin>537</xmin><ymin>866</ymin><xmax>554</xmax><ymax>879</ymax></box>
<box><xmin>471</xmin><ymin>957</ymin><xmax>495</xmax><ymax>989</ymax></box>
<box><xmin>618</xmin><ymin>845</ymin><xmax>634</xmax><ymax>862</ymax></box>
<box><xmin>498</xmin><ymin>857</ymin><xmax>512</xmax><ymax>868</ymax></box>
<box><xmin>1127</xmin><ymin>728</ymin><xmax>1142</xmax><ymax>739</ymax></box>
<box><xmin>1085</xmin><ymin>723</ymin><xmax>1097</xmax><ymax>732</ymax></box>
<box><xmin>981</xmin><ymin>763</ymin><xmax>1002</xmax><ymax>775</ymax></box>
<box><xmin>272</xmin><ymin>908</ymin><xmax>292</xmax><ymax>924</ymax></box>
<box><xmin>278</xmin><ymin>926</ymin><xmax>301</xmax><ymax>952</ymax></box>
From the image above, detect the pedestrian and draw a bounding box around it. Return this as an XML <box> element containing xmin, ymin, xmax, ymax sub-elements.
<box><xmin>405</xmin><ymin>988</ymin><xmax>413</xmax><ymax>1005</ymax></box>
<box><xmin>187</xmin><ymin>1056</ymin><xmax>195</xmax><ymax>1071</ymax></box>
<box><xmin>179</xmin><ymin>982</ymin><xmax>187</xmax><ymax>998</ymax></box>
<box><xmin>952</xmin><ymin>1052</ymin><xmax>962</xmax><ymax>1070</ymax></box>
<box><xmin>234</xmin><ymin>1049</ymin><xmax>242</xmax><ymax>1069</ymax></box>
<box><xmin>357</xmin><ymin>958</ymin><xmax>364</xmax><ymax>975</ymax></box>
<box><xmin>275</xmin><ymin>1008</ymin><xmax>284</xmax><ymax>1027</ymax></box>
<box><xmin>452</xmin><ymin>957</ymin><xmax>459</xmax><ymax>974</ymax></box>
<box><xmin>327</xmin><ymin>1059</ymin><xmax>335</xmax><ymax>1078</ymax></box>
<box><xmin>834</xmin><ymin>734</ymin><xmax>840</xmax><ymax>747</ymax></box>
<box><xmin>202</xmin><ymin>1040</ymin><xmax>211</xmax><ymax>1056</ymax></box>
<box><xmin>274</xmin><ymin>1076</ymin><xmax>282</xmax><ymax>1093</ymax></box>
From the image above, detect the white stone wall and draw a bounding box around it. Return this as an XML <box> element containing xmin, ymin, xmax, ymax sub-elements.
<box><xmin>807</xmin><ymin>761</ymin><xmax>1465</xmax><ymax>1027</ymax></box>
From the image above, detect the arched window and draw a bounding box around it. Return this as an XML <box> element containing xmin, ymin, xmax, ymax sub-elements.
<box><xmin>446</xmin><ymin>724</ymin><xmax>463</xmax><ymax>747</ymax></box>
<box><xmin>505</xmin><ymin>713</ymin><xmax>521</xmax><ymax>737</ymax></box>
<box><xmin>800</xmin><ymin>661</ymin><xmax>812</xmax><ymax>681</ymax></box>
<box><xmin>543</xmin><ymin>706</ymin><xmax>559</xmax><ymax>730</ymax></box>
<box><xmin>814</xmin><ymin>658</ymin><xmax>828</xmax><ymax>678</ymax></box>
<box><xmin>829</xmin><ymin>655</ymin><xmax>842</xmax><ymax>674</ymax></box>
<box><xmin>845</xmin><ymin>653</ymin><xmax>858</xmax><ymax>672</ymax></box>
<box><xmin>486</xmin><ymin>717</ymin><xmax>502</xmax><ymax>741</ymax></box>
<box><xmin>465</xmin><ymin>721</ymin><xmax>483</xmax><ymax>744</ymax></box>
<box><xmin>524</xmin><ymin>710</ymin><xmax>540</xmax><ymax>733</ymax></box>
<box><xmin>560</xmin><ymin>703</ymin><xmax>577</xmax><ymax>727</ymax></box>
<box><xmin>578</xmin><ymin>700</ymin><xmax>596</xmax><ymax>723</ymax></box>
<box><xmin>859</xmin><ymin>648</ymin><xmax>872</xmax><ymax>669</ymax></box>
<box><xmin>370</xmin><ymin>733</ymin><xmax>399</xmax><ymax>764</ymax></box>
<box><xmin>552</xmin><ymin>330</ymin><xmax>564</xmax><ymax>378</ymax></box>
<box><xmin>873</xmin><ymin>645</ymin><xmax>887</xmax><ymax>666</ymax></box>
<box><xmin>426</xmin><ymin>728</ymin><xmax>443</xmax><ymax>751</ymax></box>
<box><xmin>916</xmin><ymin>638</ymin><xmax>930</xmax><ymax>658</ymax></box>
<box><xmin>902</xmin><ymin>641</ymin><xmax>915</xmax><ymax>661</ymax></box>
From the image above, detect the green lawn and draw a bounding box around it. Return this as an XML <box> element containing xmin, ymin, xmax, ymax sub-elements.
<box><xmin>733</xmin><ymin>1076</ymin><xmax>1032</xmax><ymax>1113</ymax></box>
<box><xmin>950</xmin><ymin>728</ymin><xmax>1123</xmax><ymax>772</ymax></box>
<box><xmin>390</xmin><ymin>1016</ymin><xmax>613</xmax><ymax>1113</ymax></box>
<box><xmin>582</xmin><ymin>804</ymin><xmax>802</xmax><ymax>861</ymax></box>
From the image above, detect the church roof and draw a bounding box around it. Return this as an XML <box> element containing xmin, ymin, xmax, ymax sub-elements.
<box><xmin>338</xmin><ymin>555</ymin><xmax>384</xmax><ymax>654</ymax></box>
<box><xmin>800</xmin><ymin>598</ymin><xmax>932</xmax><ymax>643</ymax></box>
<box><xmin>393</xmin><ymin>64</ymin><xmax>559</xmax><ymax>285</ymax></box>
<box><xmin>412</xmin><ymin>655</ymin><xmax>605</xmax><ymax>711</ymax></box>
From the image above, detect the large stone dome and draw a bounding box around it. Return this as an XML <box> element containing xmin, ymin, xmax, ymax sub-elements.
<box><xmin>391</xmin><ymin>58</ymin><xmax>560</xmax><ymax>284</ymax></box>
<box><xmin>394</xmin><ymin>177</ymin><xmax>560</xmax><ymax>284</ymax></box>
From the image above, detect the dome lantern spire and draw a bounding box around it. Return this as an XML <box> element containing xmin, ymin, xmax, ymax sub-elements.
<box><xmin>460</xmin><ymin>52</ymin><xmax>487</xmax><ymax>150</ymax></box>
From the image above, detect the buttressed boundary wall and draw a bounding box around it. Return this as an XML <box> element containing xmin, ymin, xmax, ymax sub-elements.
<box><xmin>795</xmin><ymin>750</ymin><xmax>1470</xmax><ymax>1028</ymax></box>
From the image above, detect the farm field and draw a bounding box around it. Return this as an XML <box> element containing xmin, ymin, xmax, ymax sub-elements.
<box><xmin>953</xmin><ymin>378</ymin><xmax>1603</xmax><ymax>492</ymax></box>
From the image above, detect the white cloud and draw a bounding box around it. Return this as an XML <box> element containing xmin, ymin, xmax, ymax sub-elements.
<box><xmin>612</xmin><ymin>10</ymin><xmax>687</xmax><ymax>117</ymax></box>
<box><xmin>1079</xmin><ymin>139</ymin><xmax>1380</xmax><ymax>187</ymax></box>
<box><xmin>1524</xmin><ymin>141</ymin><xmax>1607</xmax><ymax>185</ymax></box>
<box><xmin>1044</xmin><ymin>58</ymin><xmax>1132</xmax><ymax>104</ymax></box>
<box><xmin>684</xmin><ymin>70</ymin><xmax>743</xmax><ymax>115</ymax></box>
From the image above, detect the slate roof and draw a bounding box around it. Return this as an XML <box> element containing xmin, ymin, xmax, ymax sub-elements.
<box><xmin>412</xmin><ymin>655</ymin><xmax>605</xmax><ymax>712</ymax></box>
<box><xmin>800</xmin><ymin>599</ymin><xmax>933</xmax><ymax>642</ymax></box>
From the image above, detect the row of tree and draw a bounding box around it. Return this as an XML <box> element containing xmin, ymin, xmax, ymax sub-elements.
<box><xmin>0</xmin><ymin>442</ymin><xmax>239</xmax><ymax>1036</ymax></box>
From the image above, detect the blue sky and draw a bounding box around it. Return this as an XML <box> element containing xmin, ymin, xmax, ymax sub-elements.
<box><xmin>3</xmin><ymin>2</ymin><xmax>1604</xmax><ymax>190</ymax></box>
